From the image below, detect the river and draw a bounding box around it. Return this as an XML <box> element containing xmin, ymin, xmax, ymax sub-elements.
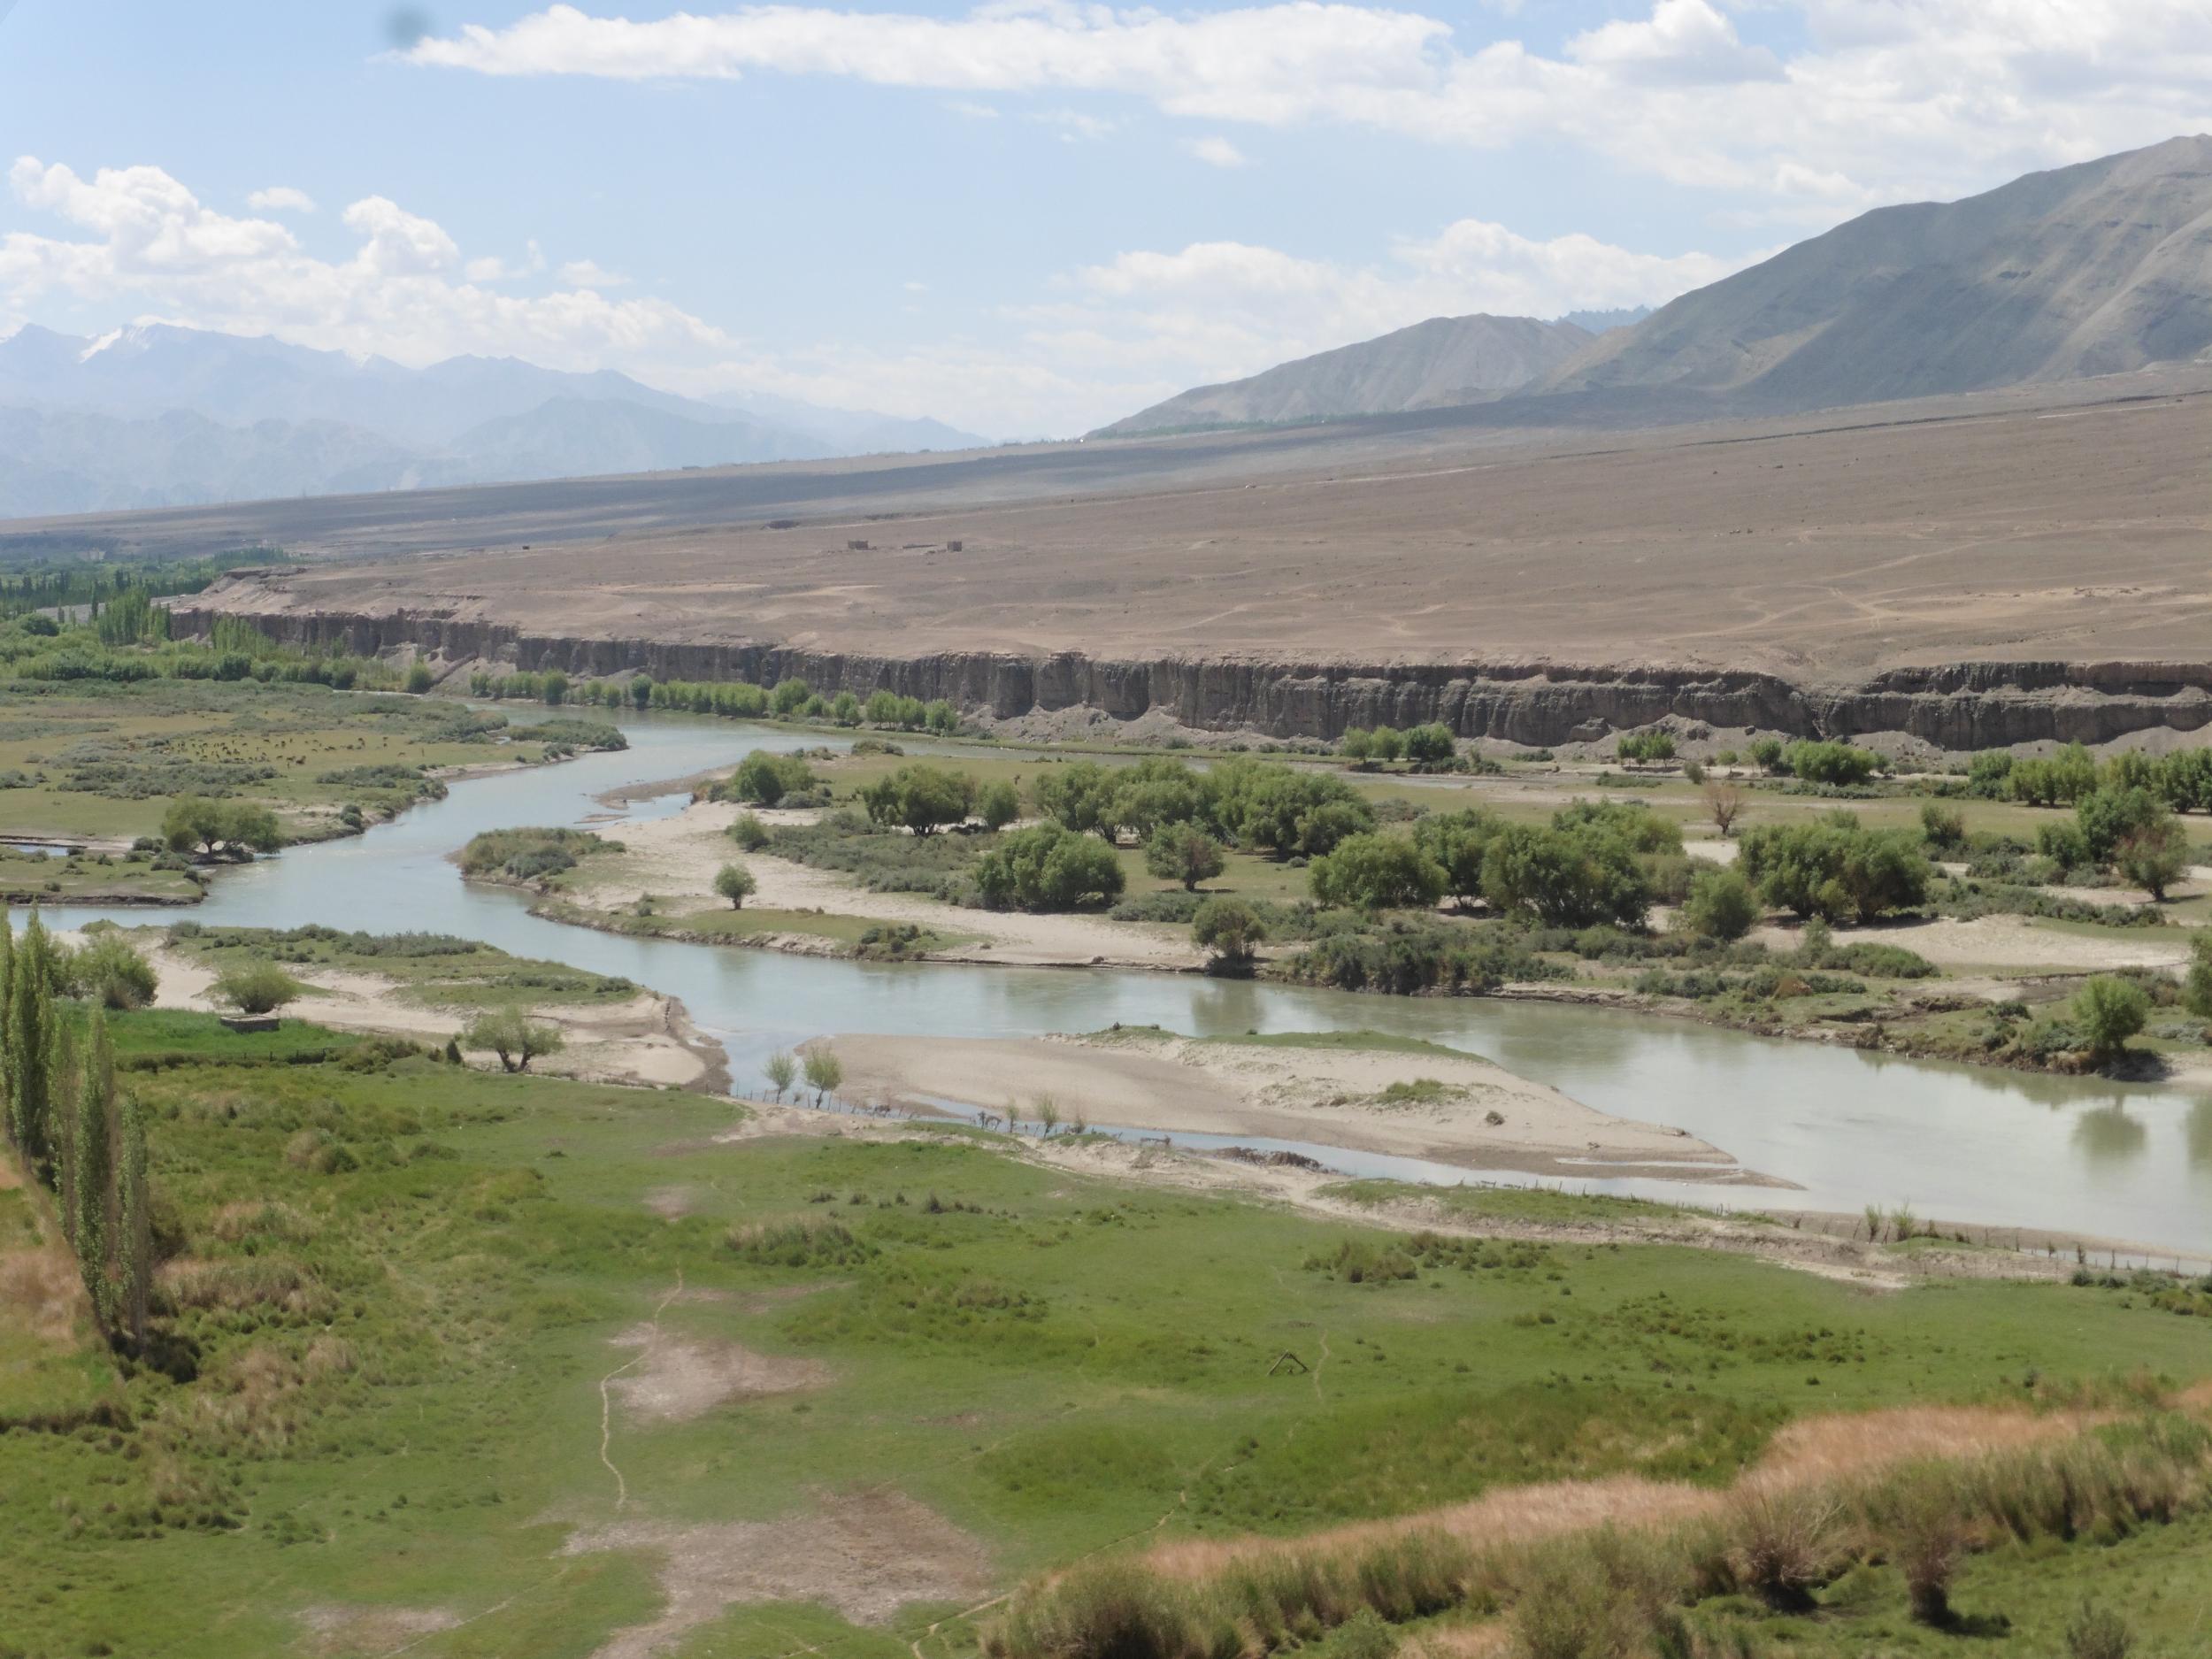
<box><xmin>42</xmin><ymin>709</ymin><xmax>2212</xmax><ymax>1257</ymax></box>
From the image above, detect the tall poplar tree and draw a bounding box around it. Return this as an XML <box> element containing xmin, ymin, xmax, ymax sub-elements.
<box><xmin>71</xmin><ymin>1011</ymin><xmax>114</xmax><ymax>1324</ymax></box>
<box><xmin>116</xmin><ymin>1089</ymin><xmax>150</xmax><ymax>1350</ymax></box>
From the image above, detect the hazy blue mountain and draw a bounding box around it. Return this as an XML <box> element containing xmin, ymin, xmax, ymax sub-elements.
<box><xmin>0</xmin><ymin>322</ymin><xmax>985</xmax><ymax>515</ymax></box>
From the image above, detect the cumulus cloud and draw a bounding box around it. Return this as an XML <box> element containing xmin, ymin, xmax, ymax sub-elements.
<box><xmin>1187</xmin><ymin>135</ymin><xmax>1248</xmax><ymax>167</ymax></box>
<box><xmin>557</xmin><ymin>257</ymin><xmax>631</xmax><ymax>288</ymax></box>
<box><xmin>403</xmin><ymin>0</ymin><xmax>2212</xmax><ymax>207</ymax></box>
<box><xmin>246</xmin><ymin>185</ymin><xmax>317</xmax><ymax>214</ymax></box>
<box><xmin>0</xmin><ymin>154</ymin><xmax>1740</xmax><ymax>436</ymax></box>
<box><xmin>0</xmin><ymin>157</ymin><xmax>733</xmax><ymax>373</ymax></box>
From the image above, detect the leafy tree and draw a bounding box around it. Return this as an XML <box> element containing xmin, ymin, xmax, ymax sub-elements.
<box><xmin>1340</xmin><ymin>728</ymin><xmax>1376</xmax><ymax>767</ymax></box>
<box><xmin>2154</xmin><ymin>747</ymin><xmax>2212</xmax><ymax>811</ymax></box>
<box><xmin>1918</xmin><ymin>802</ymin><xmax>1967</xmax><ymax>851</ymax></box>
<box><xmin>1144</xmin><ymin>825</ymin><xmax>1225</xmax><ymax>891</ymax></box>
<box><xmin>212</xmin><ymin>962</ymin><xmax>303</xmax><ymax>1017</ymax></box>
<box><xmin>858</xmin><ymin>764</ymin><xmax>977</xmax><ymax>835</ymax></box>
<box><xmin>2036</xmin><ymin>819</ymin><xmax>2092</xmax><ymax>870</ymax></box>
<box><xmin>924</xmin><ymin>699</ymin><xmax>960</xmax><ymax>736</ymax></box>
<box><xmin>462</xmin><ymin>1007</ymin><xmax>565</xmax><ymax>1073</ymax></box>
<box><xmin>1309</xmin><ymin>833</ymin><xmax>1447</xmax><ymax>911</ymax></box>
<box><xmin>1554</xmin><ymin>799</ymin><xmax>1682</xmax><ymax>856</ymax></box>
<box><xmin>1747</xmin><ymin>737</ymin><xmax>1785</xmax><ymax>772</ymax></box>
<box><xmin>1033</xmin><ymin>761</ymin><xmax>1120</xmax><ymax>836</ymax></box>
<box><xmin>68</xmin><ymin>1010</ymin><xmax>113</xmax><ymax>1321</ymax></box>
<box><xmin>1782</xmin><ymin>740</ymin><xmax>1878</xmax><ymax>786</ymax></box>
<box><xmin>116</xmin><ymin>1088</ymin><xmax>150</xmax><ymax>1349</ymax></box>
<box><xmin>1412</xmin><ymin>808</ymin><xmax>1504</xmax><ymax>908</ymax></box>
<box><xmin>830</xmin><ymin>690</ymin><xmax>862</xmax><ymax>726</ymax></box>
<box><xmin>2103</xmin><ymin>750</ymin><xmax>2157</xmax><ymax>793</ymax></box>
<box><xmin>539</xmin><ymin>671</ymin><xmax>569</xmax><ymax>706</ymax></box>
<box><xmin>1402</xmin><ymin>724</ymin><xmax>1456</xmax><ymax>766</ymax></box>
<box><xmin>727</xmin><ymin>810</ymin><xmax>770</xmax><ymax>850</ymax></box>
<box><xmin>1191</xmin><ymin>897</ymin><xmax>1266</xmax><ymax>973</ymax></box>
<box><xmin>1679</xmin><ymin>865</ymin><xmax>1760</xmax><ymax>941</ymax></box>
<box><xmin>1107</xmin><ymin>758</ymin><xmax>1207</xmax><ymax>839</ymax></box>
<box><xmin>2115</xmin><ymin>818</ymin><xmax>2189</xmax><ymax>900</ymax></box>
<box><xmin>2009</xmin><ymin>742</ymin><xmax>2100</xmax><ymax>807</ymax></box>
<box><xmin>405</xmin><ymin>661</ymin><xmax>434</xmax><ymax>693</ymax></box>
<box><xmin>629</xmin><ymin>674</ymin><xmax>654</xmax><ymax>710</ymax></box>
<box><xmin>1366</xmin><ymin>726</ymin><xmax>1404</xmax><ymax>764</ymax></box>
<box><xmin>973</xmin><ymin>823</ymin><xmax>1126</xmax><ymax>910</ymax></box>
<box><xmin>713</xmin><ymin>862</ymin><xmax>758</xmax><ymax>908</ymax></box>
<box><xmin>803</xmin><ymin>1048</ymin><xmax>843</xmax><ymax>1105</ymax></box>
<box><xmin>1737</xmin><ymin>814</ymin><xmax>1930</xmax><ymax>924</ymax></box>
<box><xmin>764</xmin><ymin>1050</ymin><xmax>797</xmax><ymax>1101</ymax></box>
<box><xmin>726</xmin><ymin>749</ymin><xmax>817</xmax><ymax>807</ymax></box>
<box><xmin>5</xmin><ymin>912</ymin><xmax>59</xmax><ymax>1176</ymax></box>
<box><xmin>162</xmin><ymin>796</ymin><xmax>282</xmax><ymax>859</ymax></box>
<box><xmin>1480</xmin><ymin>821</ymin><xmax>1650</xmax><ymax>929</ymax></box>
<box><xmin>2184</xmin><ymin>933</ymin><xmax>2212</xmax><ymax>1020</ymax></box>
<box><xmin>2072</xmin><ymin>975</ymin><xmax>2148</xmax><ymax>1062</ymax></box>
<box><xmin>61</xmin><ymin>933</ymin><xmax>157</xmax><ymax>1010</ymax></box>
<box><xmin>770</xmin><ymin>676</ymin><xmax>812</xmax><ymax>716</ymax></box>
<box><xmin>1234</xmin><ymin>767</ymin><xmax>1374</xmax><ymax>857</ymax></box>
<box><xmin>2076</xmin><ymin>786</ymin><xmax>2167</xmax><ymax>863</ymax></box>
<box><xmin>1617</xmin><ymin>731</ymin><xmax>1677</xmax><ymax>764</ymax></box>
<box><xmin>976</xmin><ymin>779</ymin><xmax>1022</xmax><ymax>831</ymax></box>
<box><xmin>1965</xmin><ymin>750</ymin><xmax>2015</xmax><ymax>797</ymax></box>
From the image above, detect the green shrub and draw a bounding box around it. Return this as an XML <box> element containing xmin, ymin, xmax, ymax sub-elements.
<box><xmin>2073</xmin><ymin>975</ymin><xmax>2149</xmax><ymax>1061</ymax></box>
<box><xmin>1783</xmin><ymin>740</ymin><xmax>1879</xmax><ymax>785</ymax></box>
<box><xmin>722</xmin><ymin>749</ymin><xmax>819</xmax><ymax>807</ymax></box>
<box><xmin>1146</xmin><ymin>824</ymin><xmax>1226</xmax><ymax>891</ymax></box>
<box><xmin>1309</xmin><ymin>833</ymin><xmax>1447</xmax><ymax>911</ymax></box>
<box><xmin>857</xmin><ymin>764</ymin><xmax>977</xmax><ymax>835</ymax></box>
<box><xmin>1678</xmin><ymin>865</ymin><xmax>1760</xmax><ymax>941</ymax></box>
<box><xmin>974</xmin><ymin>823</ymin><xmax>1126</xmax><ymax>911</ymax></box>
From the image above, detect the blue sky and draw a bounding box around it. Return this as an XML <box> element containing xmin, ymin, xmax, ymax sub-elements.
<box><xmin>0</xmin><ymin>1</ymin><xmax>2206</xmax><ymax>435</ymax></box>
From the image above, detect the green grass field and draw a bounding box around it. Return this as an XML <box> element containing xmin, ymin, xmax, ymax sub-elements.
<box><xmin>7</xmin><ymin>1011</ymin><xmax>2212</xmax><ymax>1658</ymax></box>
<box><xmin>0</xmin><ymin>680</ymin><xmax>611</xmax><ymax>846</ymax></box>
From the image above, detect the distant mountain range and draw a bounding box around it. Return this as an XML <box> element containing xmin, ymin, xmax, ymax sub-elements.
<box><xmin>0</xmin><ymin>324</ymin><xmax>992</xmax><ymax>517</ymax></box>
<box><xmin>1099</xmin><ymin>134</ymin><xmax>2212</xmax><ymax>436</ymax></box>
<box><xmin>1093</xmin><ymin>313</ymin><xmax>1606</xmax><ymax>437</ymax></box>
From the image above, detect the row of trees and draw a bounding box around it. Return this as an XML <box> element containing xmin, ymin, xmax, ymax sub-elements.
<box><xmin>1340</xmin><ymin>724</ymin><xmax>1456</xmax><ymax>769</ymax></box>
<box><xmin>1302</xmin><ymin>801</ymin><xmax>1679</xmax><ymax>928</ymax></box>
<box><xmin>0</xmin><ymin>915</ymin><xmax>153</xmax><ymax>1350</ymax></box>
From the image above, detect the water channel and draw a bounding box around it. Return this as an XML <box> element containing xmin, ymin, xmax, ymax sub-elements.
<box><xmin>43</xmin><ymin>709</ymin><xmax>2212</xmax><ymax>1256</ymax></box>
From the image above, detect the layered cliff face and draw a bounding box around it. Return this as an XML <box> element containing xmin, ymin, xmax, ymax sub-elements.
<box><xmin>166</xmin><ymin>601</ymin><xmax>2212</xmax><ymax>751</ymax></box>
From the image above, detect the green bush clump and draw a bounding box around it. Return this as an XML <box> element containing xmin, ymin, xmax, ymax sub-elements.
<box><xmin>974</xmin><ymin>823</ymin><xmax>1125</xmax><ymax>911</ymax></box>
<box><xmin>457</xmin><ymin>826</ymin><xmax>617</xmax><ymax>884</ymax></box>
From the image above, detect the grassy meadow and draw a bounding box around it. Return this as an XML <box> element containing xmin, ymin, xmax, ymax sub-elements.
<box><xmin>6</xmin><ymin>1010</ymin><xmax>2212</xmax><ymax>1657</ymax></box>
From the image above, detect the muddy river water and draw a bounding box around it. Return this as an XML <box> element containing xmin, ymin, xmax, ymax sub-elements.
<box><xmin>43</xmin><ymin>710</ymin><xmax>2212</xmax><ymax>1256</ymax></box>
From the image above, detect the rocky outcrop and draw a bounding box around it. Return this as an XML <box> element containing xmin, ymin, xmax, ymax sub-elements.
<box><xmin>168</xmin><ymin>599</ymin><xmax>2212</xmax><ymax>750</ymax></box>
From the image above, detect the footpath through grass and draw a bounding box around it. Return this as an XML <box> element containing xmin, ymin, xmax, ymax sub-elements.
<box><xmin>5</xmin><ymin>1012</ymin><xmax>2211</xmax><ymax>1658</ymax></box>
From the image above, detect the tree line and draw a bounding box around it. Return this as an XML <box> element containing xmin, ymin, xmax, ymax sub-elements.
<box><xmin>0</xmin><ymin>913</ymin><xmax>153</xmax><ymax>1352</ymax></box>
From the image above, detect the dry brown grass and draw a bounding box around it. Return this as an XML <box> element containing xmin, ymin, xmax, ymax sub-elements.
<box><xmin>158</xmin><ymin>1256</ymin><xmax>332</xmax><ymax>1319</ymax></box>
<box><xmin>0</xmin><ymin>1245</ymin><xmax>89</xmax><ymax>1344</ymax></box>
<box><xmin>1147</xmin><ymin>1404</ymin><xmax>2085</xmax><ymax>1586</ymax></box>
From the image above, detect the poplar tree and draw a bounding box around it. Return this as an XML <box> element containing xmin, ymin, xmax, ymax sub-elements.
<box><xmin>5</xmin><ymin>911</ymin><xmax>56</xmax><ymax>1179</ymax></box>
<box><xmin>116</xmin><ymin>1089</ymin><xmax>150</xmax><ymax>1351</ymax></box>
<box><xmin>71</xmin><ymin>1011</ymin><xmax>114</xmax><ymax>1324</ymax></box>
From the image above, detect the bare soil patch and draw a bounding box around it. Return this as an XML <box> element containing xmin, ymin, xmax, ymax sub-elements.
<box><xmin>562</xmin><ymin>1490</ymin><xmax>993</xmax><ymax>1658</ymax></box>
<box><xmin>296</xmin><ymin>1603</ymin><xmax>460</xmax><ymax>1655</ymax></box>
<box><xmin>604</xmin><ymin>1325</ymin><xmax>830</xmax><ymax>1423</ymax></box>
<box><xmin>823</xmin><ymin>1028</ymin><xmax>1763</xmax><ymax>1184</ymax></box>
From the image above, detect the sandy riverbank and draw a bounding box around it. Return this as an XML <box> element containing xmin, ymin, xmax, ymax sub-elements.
<box><xmin>558</xmin><ymin>799</ymin><xmax>1202</xmax><ymax>970</ymax></box>
<box><xmin>137</xmin><ymin>940</ymin><xmax>723</xmax><ymax>1092</ymax></box>
<box><xmin>819</xmin><ymin>1027</ymin><xmax>1776</xmax><ymax>1185</ymax></box>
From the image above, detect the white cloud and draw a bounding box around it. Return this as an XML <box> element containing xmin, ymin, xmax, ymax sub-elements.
<box><xmin>246</xmin><ymin>185</ymin><xmax>317</xmax><ymax>214</ymax></box>
<box><xmin>1028</xmin><ymin>109</ymin><xmax>1117</xmax><ymax>142</ymax></box>
<box><xmin>944</xmin><ymin>98</ymin><xmax>999</xmax><ymax>118</ymax></box>
<box><xmin>558</xmin><ymin>257</ymin><xmax>631</xmax><ymax>288</ymax></box>
<box><xmin>0</xmin><ymin>154</ymin><xmax>1739</xmax><ymax>437</ymax></box>
<box><xmin>1187</xmin><ymin>135</ymin><xmax>1248</xmax><ymax>167</ymax></box>
<box><xmin>403</xmin><ymin>0</ymin><xmax>2212</xmax><ymax>209</ymax></box>
<box><xmin>0</xmin><ymin>157</ymin><xmax>733</xmax><ymax>375</ymax></box>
